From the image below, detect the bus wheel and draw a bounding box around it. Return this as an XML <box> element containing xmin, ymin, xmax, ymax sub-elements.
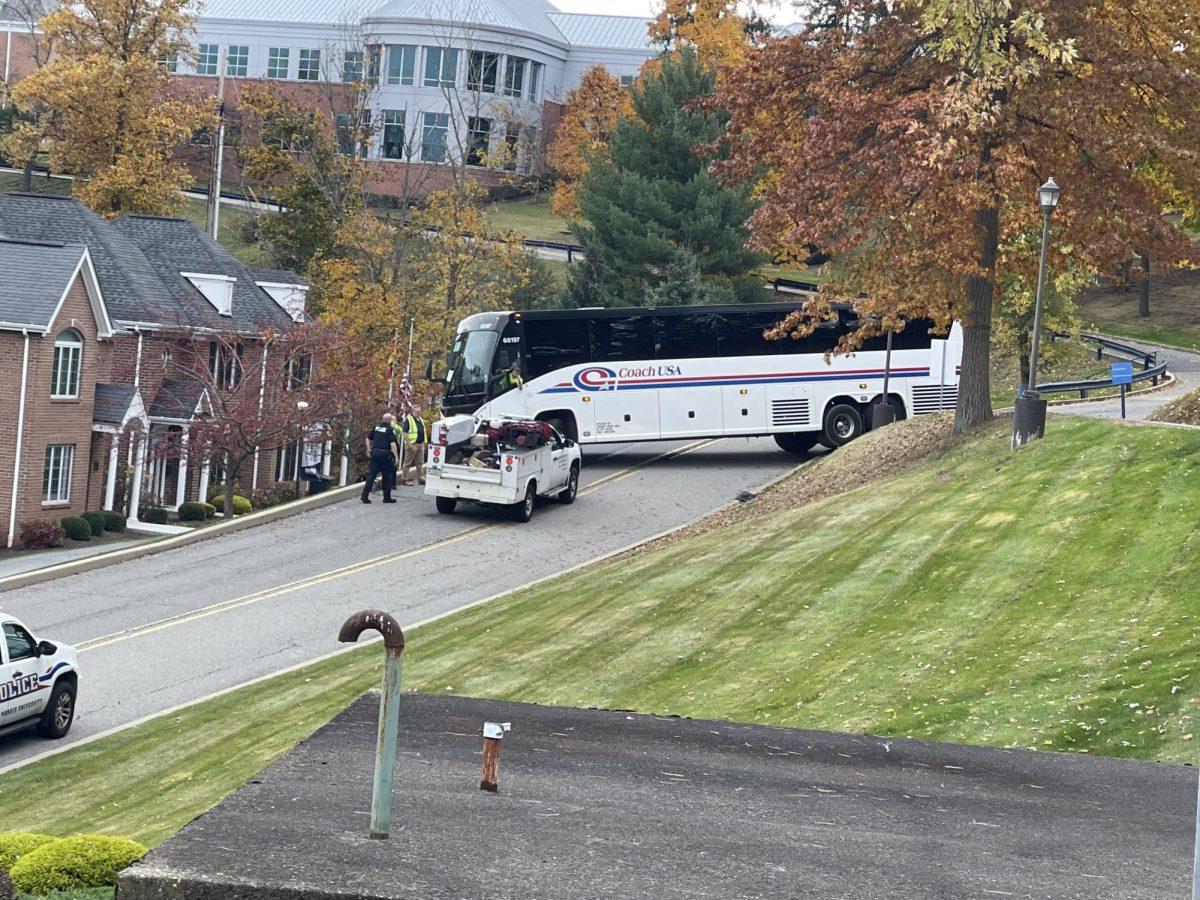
<box><xmin>822</xmin><ymin>403</ymin><xmax>864</xmax><ymax>447</ymax></box>
<box><xmin>774</xmin><ymin>432</ymin><xmax>820</xmax><ymax>455</ymax></box>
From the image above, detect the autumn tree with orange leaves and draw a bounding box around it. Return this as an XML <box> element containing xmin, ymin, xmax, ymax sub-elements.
<box><xmin>546</xmin><ymin>66</ymin><xmax>633</xmax><ymax>219</ymax></box>
<box><xmin>649</xmin><ymin>0</ymin><xmax>767</xmax><ymax>64</ymax></box>
<box><xmin>715</xmin><ymin>0</ymin><xmax>1200</xmax><ymax>431</ymax></box>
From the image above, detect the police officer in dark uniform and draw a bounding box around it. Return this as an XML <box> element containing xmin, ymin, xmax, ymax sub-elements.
<box><xmin>361</xmin><ymin>413</ymin><xmax>400</xmax><ymax>504</ymax></box>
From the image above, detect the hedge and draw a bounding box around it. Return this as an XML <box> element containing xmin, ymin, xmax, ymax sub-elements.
<box><xmin>141</xmin><ymin>507</ymin><xmax>169</xmax><ymax>525</ymax></box>
<box><xmin>60</xmin><ymin>516</ymin><xmax>91</xmax><ymax>542</ymax></box>
<box><xmin>177</xmin><ymin>501</ymin><xmax>207</xmax><ymax>522</ymax></box>
<box><xmin>202</xmin><ymin>502</ymin><xmax>217</xmax><ymax>519</ymax></box>
<box><xmin>231</xmin><ymin>495</ymin><xmax>252</xmax><ymax>516</ymax></box>
<box><xmin>9</xmin><ymin>835</ymin><xmax>147</xmax><ymax>894</ymax></box>
<box><xmin>18</xmin><ymin>521</ymin><xmax>64</xmax><ymax>550</ymax></box>
<box><xmin>102</xmin><ymin>509</ymin><xmax>126</xmax><ymax>532</ymax></box>
<box><xmin>81</xmin><ymin>511</ymin><xmax>107</xmax><ymax>537</ymax></box>
<box><xmin>0</xmin><ymin>833</ymin><xmax>55</xmax><ymax>873</ymax></box>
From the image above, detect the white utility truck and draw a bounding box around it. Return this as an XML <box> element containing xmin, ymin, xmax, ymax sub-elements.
<box><xmin>425</xmin><ymin>415</ymin><xmax>582</xmax><ymax>522</ymax></box>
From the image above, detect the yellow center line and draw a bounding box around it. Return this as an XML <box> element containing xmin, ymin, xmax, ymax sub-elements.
<box><xmin>76</xmin><ymin>437</ymin><xmax>722</xmax><ymax>654</ymax></box>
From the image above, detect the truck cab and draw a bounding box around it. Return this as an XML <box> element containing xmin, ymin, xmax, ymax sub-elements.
<box><xmin>425</xmin><ymin>415</ymin><xmax>582</xmax><ymax>522</ymax></box>
<box><xmin>1</xmin><ymin>613</ymin><xmax>79</xmax><ymax>740</ymax></box>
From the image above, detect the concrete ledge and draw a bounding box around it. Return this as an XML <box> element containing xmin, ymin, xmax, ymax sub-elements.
<box><xmin>0</xmin><ymin>484</ymin><xmax>358</xmax><ymax>594</ymax></box>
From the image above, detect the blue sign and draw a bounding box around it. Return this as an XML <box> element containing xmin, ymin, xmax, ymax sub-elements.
<box><xmin>1111</xmin><ymin>361</ymin><xmax>1134</xmax><ymax>385</ymax></box>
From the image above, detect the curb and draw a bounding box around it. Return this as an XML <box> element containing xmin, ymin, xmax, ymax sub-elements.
<box><xmin>0</xmin><ymin>484</ymin><xmax>358</xmax><ymax>594</ymax></box>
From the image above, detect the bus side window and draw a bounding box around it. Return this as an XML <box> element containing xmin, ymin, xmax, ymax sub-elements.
<box><xmin>655</xmin><ymin>314</ymin><xmax>719</xmax><ymax>360</ymax></box>
<box><xmin>523</xmin><ymin>318</ymin><xmax>590</xmax><ymax>379</ymax></box>
<box><xmin>590</xmin><ymin>316</ymin><xmax>654</xmax><ymax>362</ymax></box>
<box><xmin>716</xmin><ymin>313</ymin><xmax>783</xmax><ymax>356</ymax></box>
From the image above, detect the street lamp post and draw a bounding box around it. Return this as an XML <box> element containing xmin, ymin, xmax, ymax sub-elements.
<box><xmin>1012</xmin><ymin>177</ymin><xmax>1061</xmax><ymax>450</ymax></box>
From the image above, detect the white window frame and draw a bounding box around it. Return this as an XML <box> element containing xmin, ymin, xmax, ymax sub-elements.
<box><xmin>467</xmin><ymin>50</ymin><xmax>499</xmax><ymax>93</ymax></box>
<box><xmin>342</xmin><ymin>50</ymin><xmax>364</xmax><ymax>83</ymax></box>
<box><xmin>42</xmin><ymin>444</ymin><xmax>74</xmax><ymax>504</ymax></box>
<box><xmin>51</xmin><ymin>329</ymin><xmax>82</xmax><ymax>399</ymax></box>
<box><xmin>423</xmin><ymin>47</ymin><xmax>458</xmax><ymax>89</ymax></box>
<box><xmin>197</xmin><ymin>43</ymin><xmax>219</xmax><ymax>76</ymax></box>
<box><xmin>504</xmin><ymin>57</ymin><xmax>527</xmax><ymax>98</ymax></box>
<box><xmin>421</xmin><ymin>112</ymin><xmax>449</xmax><ymax>163</ymax></box>
<box><xmin>387</xmin><ymin>45</ymin><xmax>416</xmax><ymax>85</ymax></box>
<box><xmin>226</xmin><ymin>45</ymin><xmax>249</xmax><ymax>77</ymax></box>
<box><xmin>298</xmin><ymin>48</ymin><xmax>320</xmax><ymax>82</ymax></box>
<box><xmin>528</xmin><ymin>61</ymin><xmax>543</xmax><ymax>102</ymax></box>
<box><xmin>382</xmin><ymin>110</ymin><xmax>406</xmax><ymax>160</ymax></box>
<box><xmin>267</xmin><ymin>47</ymin><xmax>290</xmax><ymax>79</ymax></box>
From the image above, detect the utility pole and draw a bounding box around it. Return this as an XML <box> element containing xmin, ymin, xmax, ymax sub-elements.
<box><xmin>207</xmin><ymin>48</ymin><xmax>228</xmax><ymax>241</ymax></box>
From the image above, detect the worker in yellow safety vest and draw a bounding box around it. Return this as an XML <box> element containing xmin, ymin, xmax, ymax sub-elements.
<box><xmin>395</xmin><ymin>404</ymin><xmax>427</xmax><ymax>486</ymax></box>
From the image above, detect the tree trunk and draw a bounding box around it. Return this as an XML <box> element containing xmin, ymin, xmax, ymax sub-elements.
<box><xmin>1121</xmin><ymin>259</ymin><xmax>1132</xmax><ymax>292</ymax></box>
<box><xmin>1138</xmin><ymin>253</ymin><xmax>1151</xmax><ymax>318</ymax></box>
<box><xmin>954</xmin><ymin>206</ymin><xmax>999</xmax><ymax>432</ymax></box>
<box><xmin>223</xmin><ymin>480</ymin><xmax>235</xmax><ymax>518</ymax></box>
<box><xmin>20</xmin><ymin>156</ymin><xmax>34</xmax><ymax>192</ymax></box>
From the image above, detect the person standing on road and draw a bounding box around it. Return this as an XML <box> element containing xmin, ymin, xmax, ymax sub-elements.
<box><xmin>397</xmin><ymin>404</ymin><xmax>427</xmax><ymax>486</ymax></box>
<box><xmin>361</xmin><ymin>413</ymin><xmax>400</xmax><ymax>504</ymax></box>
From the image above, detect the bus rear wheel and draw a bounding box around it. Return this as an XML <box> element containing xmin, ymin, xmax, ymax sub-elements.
<box><xmin>822</xmin><ymin>403</ymin><xmax>864</xmax><ymax>447</ymax></box>
<box><xmin>774</xmin><ymin>432</ymin><xmax>820</xmax><ymax>455</ymax></box>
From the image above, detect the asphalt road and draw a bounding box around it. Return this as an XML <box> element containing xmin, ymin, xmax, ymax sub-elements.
<box><xmin>1052</xmin><ymin>338</ymin><xmax>1200</xmax><ymax>421</ymax></box>
<box><xmin>0</xmin><ymin>437</ymin><xmax>802</xmax><ymax>768</ymax></box>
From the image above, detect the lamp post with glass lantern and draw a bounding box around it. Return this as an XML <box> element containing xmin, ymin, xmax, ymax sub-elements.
<box><xmin>1012</xmin><ymin>177</ymin><xmax>1061</xmax><ymax>449</ymax></box>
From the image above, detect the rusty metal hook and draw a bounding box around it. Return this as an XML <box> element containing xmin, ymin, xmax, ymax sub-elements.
<box><xmin>338</xmin><ymin>609</ymin><xmax>405</xmax><ymax>652</ymax></box>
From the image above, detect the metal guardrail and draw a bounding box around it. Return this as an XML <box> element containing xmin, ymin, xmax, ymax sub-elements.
<box><xmin>1035</xmin><ymin>332</ymin><xmax>1168</xmax><ymax>398</ymax></box>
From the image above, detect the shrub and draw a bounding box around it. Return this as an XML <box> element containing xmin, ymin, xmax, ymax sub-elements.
<box><xmin>10</xmin><ymin>834</ymin><xmax>147</xmax><ymax>894</ymax></box>
<box><xmin>141</xmin><ymin>507</ymin><xmax>169</xmax><ymax>525</ymax></box>
<box><xmin>103</xmin><ymin>510</ymin><xmax>126</xmax><ymax>532</ymax></box>
<box><xmin>0</xmin><ymin>833</ymin><xmax>55</xmax><ymax>873</ymax></box>
<box><xmin>81</xmin><ymin>511</ymin><xmax>107</xmax><ymax>536</ymax></box>
<box><xmin>202</xmin><ymin>502</ymin><xmax>217</xmax><ymax>519</ymax></box>
<box><xmin>177</xmin><ymin>501</ymin><xmax>207</xmax><ymax>522</ymax></box>
<box><xmin>60</xmin><ymin>516</ymin><xmax>91</xmax><ymax>542</ymax></box>
<box><xmin>18</xmin><ymin>521</ymin><xmax>64</xmax><ymax>550</ymax></box>
<box><xmin>231</xmin><ymin>495</ymin><xmax>252</xmax><ymax>516</ymax></box>
<box><xmin>250</xmin><ymin>482</ymin><xmax>298</xmax><ymax>510</ymax></box>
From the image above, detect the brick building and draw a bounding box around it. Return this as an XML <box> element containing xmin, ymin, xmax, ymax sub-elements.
<box><xmin>0</xmin><ymin>193</ymin><xmax>311</xmax><ymax>548</ymax></box>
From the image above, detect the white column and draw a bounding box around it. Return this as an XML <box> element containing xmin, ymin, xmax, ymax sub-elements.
<box><xmin>103</xmin><ymin>435</ymin><xmax>120</xmax><ymax>510</ymax></box>
<box><xmin>198</xmin><ymin>455</ymin><xmax>210</xmax><ymax>505</ymax></box>
<box><xmin>174</xmin><ymin>426</ymin><xmax>190</xmax><ymax>509</ymax></box>
<box><xmin>128</xmin><ymin>433</ymin><xmax>146</xmax><ymax>522</ymax></box>
<box><xmin>339</xmin><ymin>427</ymin><xmax>350</xmax><ymax>487</ymax></box>
<box><xmin>322</xmin><ymin>436</ymin><xmax>332</xmax><ymax>478</ymax></box>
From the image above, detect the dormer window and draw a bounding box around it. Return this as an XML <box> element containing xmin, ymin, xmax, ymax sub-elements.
<box><xmin>182</xmin><ymin>272</ymin><xmax>236</xmax><ymax>317</ymax></box>
<box><xmin>51</xmin><ymin>328</ymin><xmax>83</xmax><ymax>398</ymax></box>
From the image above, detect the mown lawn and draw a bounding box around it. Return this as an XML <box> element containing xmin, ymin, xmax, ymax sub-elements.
<box><xmin>485</xmin><ymin>194</ymin><xmax>575</xmax><ymax>243</ymax></box>
<box><xmin>3</xmin><ymin>416</ymin><xmax>1200</xmax><ymax>849</ymax></box>
<box><xmin>1077</xmin><ymin>270</ymin><xmax>1200</xmax><ymax>350</ymax></box>
<box><xmin>988</xmin><ymin>338</ymin><xmax>1114</xmax><ymax>406</ymax></box>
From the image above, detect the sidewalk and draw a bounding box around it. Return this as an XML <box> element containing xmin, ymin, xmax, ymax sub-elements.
<box><xmin>0</xmin><ymin>533</ymin><xmax>158</xmax><ymax>580</ymax></box>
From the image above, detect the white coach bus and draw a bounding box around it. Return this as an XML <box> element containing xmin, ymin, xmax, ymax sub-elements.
<box><xmin>436</xmin><ymin>302</ymin><xmax>961</xmax><ymax>454</ymax></box>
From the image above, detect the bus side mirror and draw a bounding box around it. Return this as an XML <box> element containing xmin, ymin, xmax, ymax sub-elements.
<box><xmin>425</xmin><ymin>356</ymin><xmax>446</xmax><ymax>384</ymax></box>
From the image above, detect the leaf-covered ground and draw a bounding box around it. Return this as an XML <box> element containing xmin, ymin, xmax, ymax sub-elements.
<box><xmin>3</xmin><ymin>415</ymin><xmax>1199</xmax><ymax>848</ymax></box>
<box><xmin>1077</xmin><ymin>267</ymin><xmax>1200</xmax><ymax>350</ymax></box>
<box><xmin>1149</xmin><ymin>387</ymin><xmax>1200</xmax><ymax>426</ymax></box>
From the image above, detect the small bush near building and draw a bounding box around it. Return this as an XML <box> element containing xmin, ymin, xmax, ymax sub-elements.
<box><xmin>18</xmin><ymin>521</ymin><xmax>65</xmax><ymax>550</ymax></box>
<box><xmin>0</xmin><ymin>832</ymin><xmax>56</xmax><ymax>872</ymax></box>
<box><xmin>9</xmin><ymin>834</ymin><xmax>147</xmax><ymax>894</ymax></box>
<box><xmin>202</xmin><ymin>502</ymin><xmax>217</xmax><ymax>518</ymax></box>
<box><xmin>231</xmin><ymin>495</ymin><xmax>252</xmax><ymax>516</ymax></box>
<box><xmin>250</xmin><ymin>482</ymin><xmax>299</xmax><ymax>509</ymax></box>
<box><xmin>141</xmin><ymin>507</ymin><xmax>169</xmax><ymax>525</ymax></box>
<box><xmin>177</xmin><ymin>501</ymin><xmax>207</xmax><ymax>522</ymax></box>
<box><xmin>81</xmin><ymin>511</ymin><xmax>107</xmax><ymax>536</ymax></box>
<box><xmin>60</xmin><ymin>517</ymin><xmax>92</xmax><ymax>542</ymax></box>
<box><xmin>103</xmin><ymin>510</ymin><xmax>126</xmax><ymax>532</ymax></box>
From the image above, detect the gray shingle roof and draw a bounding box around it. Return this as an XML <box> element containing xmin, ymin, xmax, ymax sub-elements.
<box><xmin>248</xmin><ymin>266</ymin><xmax>308</xmax><ymax>287</ymax></box>
<box><xmin>0</xmin><ymin>237</ymin><xmax>87</xmax><ymax>332</ymax></box>
<box><xmin>148</xmin><ymin>378</ymin><xmax>207</xmax><ymax>420</ymax></box>
<box><xmin>113</xmin><ymin>215</ymin><xmax>295</xmax><ymax>332</ymax></box>
<box><xmin>94</xmin><ymin>383</ymin><xmax>140</xmax><ymax>425</ymax></box>
<box><xmin>0</xmin><ymin>193</ymin><xmax>170</xmax><ymax>324</ymax></box>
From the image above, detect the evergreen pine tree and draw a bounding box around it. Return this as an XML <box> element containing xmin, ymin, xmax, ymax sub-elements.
<box><xmin>568</xmin><ymin>48</ymin><xmax>764</xmax><ymax>307</ymax></box>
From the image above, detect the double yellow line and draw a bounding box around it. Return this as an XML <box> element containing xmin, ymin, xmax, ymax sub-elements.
<box><xmin>76</xmin><ymin>438</ymin><xmax>718</xmax><ymax>655</ymax></box>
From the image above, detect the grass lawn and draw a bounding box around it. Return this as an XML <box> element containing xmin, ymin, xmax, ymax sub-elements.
<box><xmin>988</xmin><ymin>338</ymin><xmax>1113</xmax><ymax>406</ymax></box>
<box><xmin>0</xmin><ymin>172</ymin><xmax>76</xmax><ymax>196</ymax></box>
<box><xmin>4</xmin><ymin>415</ymin><xmax>1200</xmax><ymax>849</ymax></box>
<box><xmin>485</xmin><ymin>195</ymin><xmax>575</xmax><ymax>243</ymax></box>
<box><xmin>1076</xmin><ymin>269</ymin><xmax>1200</xmax><ymax>350</ymax></box>
<box><xmin>17</xmin><ymin>890</ymin><xmax>113</xmax><ymax>900</ymax></box>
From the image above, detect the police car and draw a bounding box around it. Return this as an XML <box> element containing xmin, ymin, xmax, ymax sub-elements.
<box><xmin>1</xmin><ymin>613</ymin><xmax>78</xmax><ymax>740</ymax></box>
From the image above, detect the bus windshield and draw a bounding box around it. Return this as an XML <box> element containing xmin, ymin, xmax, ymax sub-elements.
<box><xmin>444</xmin><ymin>329</ymin><xmax>499</xmax><ymax>405</ymax></box>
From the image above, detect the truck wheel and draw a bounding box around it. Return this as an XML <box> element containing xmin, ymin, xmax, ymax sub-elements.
<box><xmin>774</xmin><ymin>432</ymin><xmax>820</xmax><ymax>455</ymax></box>
<box><xmin>435</xmin><ymin>497</ymin><xmax>457</xmax><ymax>515</ymax></box>
<box><xmin>559</xmin><ymin>464</ymin><xmax>579</xmax><ymax>504</ymax></box>
<box><xmin>512</xmin><ymin>482</ymin><xmax>536</xmax><ymax>522</ymax></box>
<box><xmin>36</xmin><ymin>679</ymin><xmax>75</xmax><ymax>739</ymax></box>
<box><xmin>822</xmin><ymin>403</ymin><xmax>864</xmax><ymax>447</ymax></box>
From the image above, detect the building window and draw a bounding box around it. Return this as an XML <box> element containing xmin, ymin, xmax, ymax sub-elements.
<box><xmin>342</xmin><ymin>50</ymin><xmax>364</xmax><ymax>82</ymax></box>
<box><xmin>287</xmin><ymin>354</ymin><xmax>312</xmax><ymax>389</ymax></box>
<box><xmin>528</xmin><ymin>61</ymin><xmax>543</xmax><ymax>101</ymax></box>
<box><xmin>42</xmin><ymin>444</ymin><xmax>74</xmax><ymax>504</ymax></box>
<box><xmin>267</xmin><ymin>47</ymin><xmax>290</xmax><ymax>79</ymax></box>
<box><xmin>423</xmin><ymin>47</ymin><xmax>458</xmax><ymax>88</ymax></box>
<box><xmin>275</xmin><ymin>440</ymin><xmax>300</xmax><ymax>481</ymax></box>
<box><xmin>298</xmin><ymin>48</ymin><xmax>320</xmax><ymax>81</ymax></box>
<box><xmin>197</xmin><ymin>43</ymin><xmax>219</xmax><ymax>76</ymax></box>
<box><xmin>51</xmin><ymin>328</ymin><xmax>82</xmax><ymax>398</ymax></box>
<box><xmin>366</xmin><ymin>45</ymin><xmax>381</xmax><ymax>83</ymax></box>
<box><xmin>467</xmin><ymin>116</ymin><xmax>491</xmax><ymax>166</ymax></box>
<box><xmin>421</xmin><ymin>112</ymin><xmax>449</xmax><ymax>162</ymax></box>
<box><xmin>382</xmin><ymin>110</ymin><xmax>406</xmax><ymax>159</ymax></box>
<box><xmin>467</xmin><ymin>51</ymin><xmax>498</xmax><ymax>93</ymax></box>
<box><xmin>209</xmin><ymin>341</ymin><xmax>243</xmax><ymax>390</ymax></box>
<box><xmin>504</xmin><ymin>57</ymin><xmax>527</xmax><ymax>98</ymax></box>
<box><xmin>226</xmin><ymin>45</ymin><xmax>248</xmax><ymax>77</ymax></box>
<box><xmin>503</xmin><ymin>124</ymin><xmax>520</xmax><ymax>171</ymax></box>
<box><xmin>158</xmin><ymin>54</ymin><xmax>178</xmax><ymax>73</ymax></box>
<box><xmin>387</xmin><ymin>44</ymin><xmax>415</xmax><ymax>85</ymax></box>
<box><xmin>620</xmin><ymin>74</ymin><xmax>635</xmax><ymax>89</ymax></box>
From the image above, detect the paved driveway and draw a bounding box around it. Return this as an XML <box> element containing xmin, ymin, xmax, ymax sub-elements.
<box><xmin>1050</xmin><ymin>339</ymin><xmax>1200</xmax><ymax>421</ymax></box>
<box><xmin>0</xmin><ymin>437</ymin><xmax>802</xmax><ymax>768</ymax></box>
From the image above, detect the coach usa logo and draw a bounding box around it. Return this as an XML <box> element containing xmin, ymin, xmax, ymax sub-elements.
<box><xmin>572</xmin><ymin>367</ymin><xmax>619</xmax><ymax>392</ymax></box>
<box><xmin>0</xmin><ymin>672</ymin><xmax>41</xmax><ymax>703</ymax></box>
